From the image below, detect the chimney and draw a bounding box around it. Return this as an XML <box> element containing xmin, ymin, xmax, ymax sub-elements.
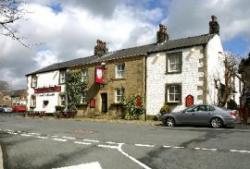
<box><xmin>209</xmin><ymin>15</ymin><xmax>220</xmax><ymax>35</ymax></box>
<box><xmin>157</xmin><ymin>24</ymin><xmax>169</xmax><ymax>43</ymax></box>
<box><xmin>94</xmin><ymin>39</ymin><xmax>108</xmax><ymax>57</ymax></box>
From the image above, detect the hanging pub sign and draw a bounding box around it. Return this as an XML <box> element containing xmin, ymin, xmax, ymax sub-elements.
<box><xmin>95</xmin><ymin>67</ymin><xmax>105</xmax><ymax>84</ymax></box>
<box><xmin>185</xmin><ymin>95</ymin><xmax>194</xmax><ymax>107</ymax></box>
<box><xmin>34</xmin><ymin>86</ymin><xmax>61</xmax><ymax>94</ymax></box>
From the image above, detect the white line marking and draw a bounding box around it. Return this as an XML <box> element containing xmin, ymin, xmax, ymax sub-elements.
<box><xmin>230</xmin><ymin>149</ymin><xmax>250</xmax><ymax>154</ymax></box>
<box><xmin>173</xmin><ymin>146</ymin><xmax>185</xmax><ymax>149</ymax></box>
<box><xmin>51</xmin><ymin>135</ymin><xmax>59</xmax><ymax>138</ymax></box>
<box><xmin>134</xmin><ymin>144</ymin><xmax>155</xmax><ymax>148</ymax></box>
<box><xmin>97</xmin><ymin>144</ymin><xmax>118</xmax><ymax>149</ymax></box>
<box><xmin>83</xmin><ymin>139</ymin><xmax>100</xmax><ymax>143</ymax></box>
<box><xmin>163</xmin><ymin>145</ymin><xmax>172</xmax><ymax>148</ymax></box>
<box><xmin>62</xmin><ymin>136</ymin><xmax>76</xmax><ymax>140</ymax></box>
<box><xmin>53</xmin><ymin>138</ymin><xmax>67</xmax><ymax>142</ymax></box>
<box><xmin>28</xmin><ymin>132</ymin><xmax>40</xmax><ymax>136</ymax></box>
<box><xmin>53</xmin><ymin>161</ymin><xmax>103</xmax><ymax>169</ymax></box>
<box><xmin>74</xmin><ymin>141</ymin><xmax>92</xmax><ymax>145</ymax></box>
<box><xmin>20</xmin><ymin>134</ymin><xmax>32</xmax><ymax>137</ymax></box>
<box><xmin>118</xmin><ymin>143</ymin><xmax>152</xmax><ymax>169</ymax></box>
<box><xmin>36</xmin><ymin>136</ymin><xmax>48</xmax><ymax>139</ymax></box>
<box><xmin>201</xmin><ymin>148</ymin><xmax>217</xmax><ymax>151</ymax></box>
<box><xmin>194</xmin><ymin>147</ymin><xmax>201</xmax><ymax>150</ymax></box>
<box><xmin>7</xmin><ymin>132</ymin><xmax>18</xmax><ymax>135</ymax></box>
<box><xmin>105</xmin><ymin>141</ymin><xmax>120</xmax><ymax>144</ymax></box>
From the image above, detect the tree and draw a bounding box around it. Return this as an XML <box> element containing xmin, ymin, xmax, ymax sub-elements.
<box><xmin>218</xmin><ymin>52</ymin><xmax>240</xmax><ymax>107</ymax></box>
<box><xmin>65</xmin><ymin>69</ymin><xmax>88</xmax><ymax>113</ymax></box>
<box><xmin>0</xmin><ymin>80</ymin><xmax>10</xmax><ymax>91</ymax></box>
<box><xmin>0</xmin><ymin>0</ymin><xmax>28</xmax><ymax>47</ymax></box>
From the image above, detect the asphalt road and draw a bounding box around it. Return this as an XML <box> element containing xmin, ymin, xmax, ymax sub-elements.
<box><xmin>0</xmin><ymin>113</ymin><xmax>250</xmax><ymax>169</ymax></box>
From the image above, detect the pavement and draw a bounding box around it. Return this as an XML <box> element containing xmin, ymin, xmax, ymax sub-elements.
<box><xmin>0</xmin><ymin>113</ymin><xmax>250</xmax><ymax>169</ymax></box>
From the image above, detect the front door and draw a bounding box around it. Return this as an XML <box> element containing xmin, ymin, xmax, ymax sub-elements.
<box><xmin>101</xmin><ymin>93</ymin><xmax>108</xmax><ymax>113</ymax></box>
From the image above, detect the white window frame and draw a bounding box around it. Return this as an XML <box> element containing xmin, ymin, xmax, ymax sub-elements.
<box><xmin>80</xmin><ymin>91</ymin><xmax>88</xmax><ymax>104</ymax></box>
<box><xmin>81</xmin><ymin>69</ymin><xmax>88</xmax><ymax>82</ymax></box>
<box><xmin>167</xmin><ymin>84</ymin><xmax>181</xmax><ymax>103</ymax></box>
<box><xmin>167</xmin><ymin>52</ymin><xmax>182</xmax><ymax>73</ymax></box>
<box><xmin>59</xmin><ymin>71</ymin><xmax>66</xmax><ymax>84</ymax></box>
<box><xmin>115</xmin><ymin>88</ymin><xmax>124</xmax><ymax>103</ymax></box>
<box><xmin>59</xmin><ymin>94</ymin><xmax>66</xmax><ymax>106</ymax></box>
<box><xmin>31</xmin><ymin>76</ymin><xmax>37</xmax><ymax>88</ymax></box>
<box><xmin>30</xmin><ymin>95</ymin><xmax>36</xmax><ymax>107</ymax></box>
<box><xmin>115</xmin><ymin>63</ymin><xmax>125</xmax><ymax>79</ymax></box>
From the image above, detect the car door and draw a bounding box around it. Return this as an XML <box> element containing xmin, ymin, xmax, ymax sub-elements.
<box><xmin>177</xmin><ymin>106</ymin><xmax>196</xmax><ymax>124</ymax></box>
<box><xmin>191</xmin><ymin>105</ymin><xmax>212</xmax><ymax>124</ymax></box>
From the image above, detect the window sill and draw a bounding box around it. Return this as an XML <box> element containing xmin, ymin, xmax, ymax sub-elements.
<box><xmin>165</xmin><ymin>71</ymin><xmax>182</xmax><ymax>75</ymax></box>
<box><xmin>112</xmin><ymin>78</ymin><xmax>126</xmax><ymax>81</ymax></box>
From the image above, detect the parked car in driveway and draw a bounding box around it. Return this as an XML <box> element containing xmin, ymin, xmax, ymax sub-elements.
<box><xmin>162</xmin><ymin>104</ymin><xmax>239</xmax><ymax>128</ymax></box>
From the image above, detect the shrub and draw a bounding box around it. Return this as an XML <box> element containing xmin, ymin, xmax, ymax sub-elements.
<box><xmin>160</xmin><ymin>103</ymin><xmax>171</xmax><ymax>116</ymax></box>
<box><xmin>227</xmin><ymin>99</ymin><xmax>238</xmax><ymax>110</ymax></box>
<box><xmin>55</xmin><ymin>105</ymin><xmax>65</xmax><ymax>112</ymax></box>
<box><xmin>123</xmin><ymin>95</ymin><xmax>145</xmax><ymax>120</ymax></box>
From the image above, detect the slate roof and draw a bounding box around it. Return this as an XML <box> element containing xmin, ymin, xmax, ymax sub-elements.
<box><xmin>26</xmin><ymin>33</ymin><xmax>215</xmax><ymax>76</ymax></box>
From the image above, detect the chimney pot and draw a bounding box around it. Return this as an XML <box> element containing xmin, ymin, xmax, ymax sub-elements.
<box><xmin>157</xmin><ymin>24</ymin><xmax>169</xmax><ymax>43</ymax></box>
<box><xmin>209</xmin><ymin>15</ymin><xmax>220</xmax><ymax>35</ymax></box>
<box><xmin>94</xmin><ymin>39</ymin><xmax>108</xmax><ymax>57</ymax></box>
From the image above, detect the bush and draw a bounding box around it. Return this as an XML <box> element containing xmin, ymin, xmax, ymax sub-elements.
<box><xmin>227</xmin><ymin>99</ymin><xmax>238</xmax><ymax>110</ymax></box>
<box><xmin>55</xmin><ymin>105</ymin><xmax>65</xmax><ymax>112</ymax></box>
<box><xmin>123</xmin><ymin>95</ymin><xmax>145</xmax><ymax>120</ymax></box>
<box><xmin>160</xmin><ymin>103</ymin><xmax>171</xmax><ymax>116</ymax></box>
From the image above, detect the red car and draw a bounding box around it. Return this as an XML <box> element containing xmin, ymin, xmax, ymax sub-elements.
<box><xmin>12</xmin><ymin>105</ymin><xmax>26</xmax><ymax>112</ymax></box>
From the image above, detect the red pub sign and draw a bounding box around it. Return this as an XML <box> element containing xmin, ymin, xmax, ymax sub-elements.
<box><xmin>95</xmin><ymin>67</ymin><xmax>105</xmax><ymax>84</ymax></box>
<box><xmin>34</xmin><ymin>86</ymin><xmax>61</xmax><ymax>94</ymax></box>
<box><xmin>185</xmin><ymin>95</ymin><xmax>194</xmax><ymax>107</ymax></box>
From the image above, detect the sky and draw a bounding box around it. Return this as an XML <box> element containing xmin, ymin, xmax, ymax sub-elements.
<box><xmin>0</xmin><ymin>0</ymin><xmax>250</xmax><ymax>89</ymax></box>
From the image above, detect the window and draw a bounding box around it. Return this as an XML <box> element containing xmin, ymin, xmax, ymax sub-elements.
<box><xmin>115</xmin><ymin>88</ymin><xmax>124</xmax><ymax>103</ymax></box>
<box><xmin>59</xmin><ymin>70</ymin><xmax>66</xmax><ymax>84</ymax></box>
<box><xmin>166</xmin><ymin>84</ymin><xmax>181</xmax><ymax>103</ymax></box>
<box><xmin>31</xmin><ymin>76</ymin><xmax>37</xmax><ymax>88</ymax></box>
<box><xmin>59</xmin><ymin>94</ymin><xmax>66</xmax><ymax>106</ymax></box>
<box><xmin>81</xmin><ymin>69</ymin><xmax>88</xmax><ymax>82</ymax></box>
<box><xmin>80</xmin><ymin>91</ymin><xmax>88</xmax><ymax>104</ymax></box>
<box><xmin>166</xmin><ymin>52</ymin><xmax>182</xmax><ymax>73</ymax></box>
<box><xmin>115</xmin><ymin>63</ymin><xmax>125</xmax><ymax>79</ymax></box>
<box><xmin>30</xmin><ymin>95</ymin><xmax>36</xmax><ymax>107</ymax></box>
<box><xmin>43</xmin><ymin>100</ymin><xmax>49</xmax><ymax>108</ymax></box>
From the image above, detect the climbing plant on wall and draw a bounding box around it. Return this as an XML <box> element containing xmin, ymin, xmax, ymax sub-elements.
<box><xmin>65</xmin><ymin>69</ymin><xmax>88</xmax><ymax>112</ymax></box>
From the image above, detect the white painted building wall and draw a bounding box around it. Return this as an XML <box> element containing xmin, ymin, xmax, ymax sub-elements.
<box><xmin>146</xmin><ymin>35</ymin><xmax>225</xmax><ymax>115</ymax></box>
<box><xmin>27</xmin><ymin>70</ymin><xmax>66</xmax><ymax>113</ymax></box>
<box><xmin>206</xmin><ymin>35</ymin><xmax>224</xmax><ymax>105</ymax></box>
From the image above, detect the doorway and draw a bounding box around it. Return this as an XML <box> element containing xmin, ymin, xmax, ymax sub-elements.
<box><xmin>101</xmin><ymin>93</ymin><xmax>108</xmax><ymax>113</ymax></box>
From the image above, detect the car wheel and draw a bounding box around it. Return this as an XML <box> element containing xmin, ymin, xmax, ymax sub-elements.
<box><xmin>210</xmin><ymin>118</ymin><xmax>223</xmax><ymax>128</ymax></box>
<box><xmin>165</xmin><ymin>117</ymin><xmax>175</xmax><ymax>127</ymax></box>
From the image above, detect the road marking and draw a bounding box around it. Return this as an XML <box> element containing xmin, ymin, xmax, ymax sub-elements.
<box><xmin>83</xmin><ymin>139</ymin><xmax>100</xmax><ymax>143</ymax></box>
<box><xmin>62</xmin><ymin>136</ymin><xmax>76</xmax><ymax>140</ymax></box>
<box><xmin>28</xmin><ymin>132</ymin><xmax>40</xmax><ymax>136</ymax></box>
<box><xmin>163</xmin><ymin>145</ymin><xmax>172</xmax><ymax>148</ymax></box>
<box><xmin>97</xmin><ymin>144</ymin><xmax>118</xmax><ymax>149</ymax></box>
<box><xmin>105</xmin><ymin>141</ymin><xmax>119</xmax><ymax>144</ymax></box>
<box><xmin>134</xmin><ymin>144</ymin><xmax>155</xmax><ymax>148</ymax></box>
<box><xmin>201</xmin><ymin>148</ymin><xmax>217</xmax><ymax>151</ymax></box>
<box><xmin>74</xmin><ymin>141</ymin><xmax>92</xmax><ymax>145</ymax></box>
<box><xmin>20</xmin><ymin>134</ymin><xmax>32</xmax><ymax>137</ymax></box>
<box><xmin>118</xmin><ymin>143</ymin><xmax>152</xmax><ymax>169</ymax></box>
<box><xmin>172</xmin><ymin>146</ymin><xmax>185</xmax><ymax>149</ymax></box>
<box><xmin>230</xmin><ymin>149</ymin><xmax>250</xmax><ymax>154</ymax></box>
<box><xmin>36</xmin><ymin>136</ymin><xmax>48</xmax><ymax>139</ymax></box>
<box><xmin>53</xmin><ymin>138</ymin><xmax>67</xmax><ymax>142</ymax></box>
<box><xmin>53</xmin><ymin>161</ymin><xmax>103</xmax><ymax>169</ymax></box>
<box><xmin>51</xmin><ymin>135</ymin><xmax>59</xmax><ymax>138</ymax></box>
<box><xmin>194</xmin><ymin>147</ymin><xmax>201</xmax><ymax>150</ymax></box>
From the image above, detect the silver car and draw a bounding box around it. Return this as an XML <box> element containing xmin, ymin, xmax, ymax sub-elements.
<box><xmin>162</xmin><ymin>104</ymin><xmax>238</xmax><ymax>128</ymax></box>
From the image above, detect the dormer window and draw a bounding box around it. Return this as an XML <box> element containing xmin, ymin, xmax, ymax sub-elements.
<box><xmin>59</xmin><ymin>70</ymin><xmax>66</xmax><ymax>84</ymax></box>
<box><xmin>31</xmin><ymin>76</ymin><xmax>37</xmax><ymax>88</ymax></box>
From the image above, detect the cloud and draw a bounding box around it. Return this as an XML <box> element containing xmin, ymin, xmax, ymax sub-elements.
<box><xmin>165</xmin><ymin>0</ymin><xmax>250</xmax><ymax>43</ymax></box>
<box><xmin>0</xmin><ymin>1</ymin><xmax>161</xmax><ymax>89</ymax></box>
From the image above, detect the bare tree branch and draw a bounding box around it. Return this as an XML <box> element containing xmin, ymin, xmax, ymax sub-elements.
<box><xmin>0</xmin><ymin>0</ymin><xmax>30</xmax><ymax>48</ymax></box>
